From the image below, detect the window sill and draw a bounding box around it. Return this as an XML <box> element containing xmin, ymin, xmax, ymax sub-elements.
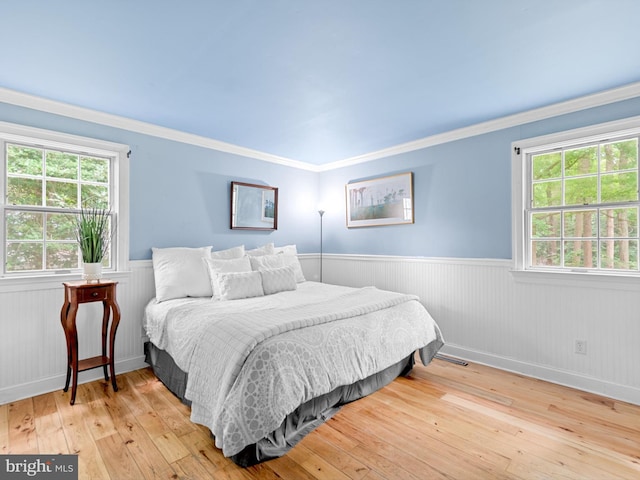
<box><xmin>0</xmin><ymin>270</ymin><xmax>132</xmax><ymax>293</ymax></box>
<box><xmin>510</xmin><ymin>269</ymin><xmax>640</xmax><ymax>291</ymax></box>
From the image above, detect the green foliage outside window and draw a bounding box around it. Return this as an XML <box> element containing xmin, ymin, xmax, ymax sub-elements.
<box><xmin>4</xmin><ymin>142</ymin><xmax>111</xmax><ymax>273</ymax></box>
<box><xmin>530</xmin><ymin>138</ymin><xmax>639</xmax><ymax>271</ymax></box>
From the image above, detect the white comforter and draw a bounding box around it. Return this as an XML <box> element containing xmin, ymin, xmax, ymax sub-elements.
<box><xmin>144</xmin><ymin>281</ymin><xmax>442</xmax><ymax>457</ymax></box>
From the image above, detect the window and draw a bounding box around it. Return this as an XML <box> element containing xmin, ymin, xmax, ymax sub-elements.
<box><xmin>1</xmin><ymin>122</ymin><xmax>129</xmax><ymax>279</ymax></box>
<box><xmin>513</xmin><ymin>117</ymin><xmax>640</xmax><ymax>277</ymax></box>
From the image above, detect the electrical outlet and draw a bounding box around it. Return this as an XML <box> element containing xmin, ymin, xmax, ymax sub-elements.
<box><xmin>575</xmin><ymin>340</ymin><xmax>587</xmax><ymax>355</ymax></box>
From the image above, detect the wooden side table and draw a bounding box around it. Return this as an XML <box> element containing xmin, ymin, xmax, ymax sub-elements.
<box><xmin>60</xmin><ymin>280</ymin><xmax>121</xmax><ymax>405</ymax></box>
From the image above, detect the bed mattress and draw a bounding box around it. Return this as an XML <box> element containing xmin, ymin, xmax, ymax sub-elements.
<box><xmin>143</xmin><ymin>281</ymin><xmax>443</xmax><ymax>465</ymax></box>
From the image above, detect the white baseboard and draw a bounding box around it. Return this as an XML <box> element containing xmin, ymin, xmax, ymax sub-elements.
<box><xmin>440</xmin><ymin>344</ymin><xmax>640</xmax><ymax>406</ymax></box>
<box><xmin>0</xmin><ymin>355</ymin><xmax>148</xmax><ymax>405</ymax></box>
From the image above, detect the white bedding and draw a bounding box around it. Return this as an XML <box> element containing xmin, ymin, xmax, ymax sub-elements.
<box><xmin>144</xmin><ymin>281</ymin><xmax>442</xmax><ymax>457</ymax></box>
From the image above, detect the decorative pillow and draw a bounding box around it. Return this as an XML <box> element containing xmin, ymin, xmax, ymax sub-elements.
<box><xmin>246</xmin><ymin>243</ymin><xmax>275</xmax><ymax>256</ymax></box>
<box><xmin>203</xmin><ymin>256</ymin><xmax>252</xmax><ymax>298</ymax></box>
<box><xmin>217</xmin><ymin>270</ymin><xmax>264</xmax><ymax>300</ymax></box>
<box><xmin>249</xmin><ymin>254</ymin><xmax>285</xmax><ymax>271</ymax></box>
<box><xmin>151</xmin><ymin>246</ymin><xmax>212</xmax><ymax>302</ymax></box>
<box><xmin>279</xmin><ymin>253</ymin><xmax>306</xmax><ymax>283</ymax></box>
<box><xmin>211</xmin><ymin>245</ymin><xmax>245</xmax><ymax>259</ymax></box>
<box><xmin>260</xmin><ymin>265</ymin><xmax>298</xmax><ymax>295</ymax></box>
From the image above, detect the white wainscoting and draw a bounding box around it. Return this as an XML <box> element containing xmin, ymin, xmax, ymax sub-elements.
<box><xmin>0</xmin><ymin>263</ymin><xmax>155</xmax><ymax>405</ymax></box>
<box><xmin>2</xmin><ymin>255</ymin><xmax>639</xmax><ymax>406</ymax></box>
<box><xmin>321</xmin><ymin>254</ymin><xmax>640</xmax><ymax>406</ymax></box>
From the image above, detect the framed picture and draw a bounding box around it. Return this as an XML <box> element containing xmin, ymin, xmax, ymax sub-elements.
<box><xmin>230</xmin><ymin>181</ymin><xmax>278</xmax><ymax>230</ymax></box>
<box><xmin>345</xmin><ymin>172</ymin><xmax>414</xmax><ymax>228</ymax></box>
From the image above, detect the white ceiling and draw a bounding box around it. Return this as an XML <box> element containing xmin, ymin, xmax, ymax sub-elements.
<box><xmin>2</xmin><ymin>0</ymin><xmax>640</xmax><ymax>165</ymax></box>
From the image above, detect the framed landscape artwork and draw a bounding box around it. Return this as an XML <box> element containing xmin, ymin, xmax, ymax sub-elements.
<box><xmin>345</xmin><ymin>172</ymin><xmax>414</xmax><ymax>228</ymax></box>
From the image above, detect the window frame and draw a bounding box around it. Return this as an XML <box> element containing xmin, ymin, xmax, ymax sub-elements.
<box><xmin>0</xmin><ymin>121</ymin><xmax>129</xmax><ymax>289</ymax></box>
<box><xmin>512</xmin><ymin>115</ymin><xmax>640</xmax><ymax>286</ymax></box>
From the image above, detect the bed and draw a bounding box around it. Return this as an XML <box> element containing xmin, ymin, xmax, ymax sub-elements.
<box><xmin>143</xmin><ymin>244</ymin><xmax>444</xmax><ymax>466</ymax></box>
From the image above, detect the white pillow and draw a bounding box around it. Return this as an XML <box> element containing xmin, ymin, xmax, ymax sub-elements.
<box><xmin>217</xmin><ymin>270</ymin><xmax>264</xmax><ymax>300</ymax></box>
<box><xmin>249</xmin><ymin>254</ymin><xmax>285</xmax><ymax>271</ymax></box>
<box><xmin>203</xmin><ymin>256</ymin><xmax>252</xmax><ymax>298</ymax></box>
<box><xmin>274</xmin><ymin>244</ymin><xmax>298</xmax><ymax>255</ymax></box>
<box><xmin>260</xmin><ymin>265</ymin><xmax>298</xmax><ymax>295</ymax></box>
<box><xmin>246</xmin><ymin>243</ymin><xmax>275</xmax><ymax>256</ymax></box>
<box><xmin>279</xmin><ymin>254</ymin><xmax>306</xmax><ymax>283</ymax></box>
<box><xmin>152</xmin><ymin>246</ymin><xmax>212</xmax><ymax>302</ymax></box>
<box><xmin>211</xmin><ymin>245</ymin><xmax>245</xmax><ymax>259</ymax></box>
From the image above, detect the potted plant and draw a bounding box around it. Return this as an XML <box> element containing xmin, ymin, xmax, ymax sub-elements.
<box><xmin>75</xmin><ymin>207</ymin><xmax>113</xmax><ymax>282</ymax></box>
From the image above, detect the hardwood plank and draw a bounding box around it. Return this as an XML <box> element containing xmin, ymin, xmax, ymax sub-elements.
<box><xmin>352</xmin><ymin>406</ymin><xmax>511</xmax><ymax>480</ymax></box>
<box><xmin>53</xmin><ymin>388</ymin><xmax>111</xmax><ymax>480</ymax></box>
<box><xmin>298</xmin><ymin>430</ymin><xmax>371</xmax><ymax>479</ymax></box>
<box><xmin>260</xmin><ymin>454</ymin><xmax>319</xmax><ymax>479</ymax></box>
<box><xmin>173</xmin><ymin>455</ymin><xmax>218</xmax><ymax>480</ymax></box>
<box><xmin>285</xmin><ymin>442</ymin><xmax>353</xmax><ymax>479</ymax></box>
<box><xmin>362</xmin><ymin>391</ymin><xmax>514</xmax><ymax>470</ymax></box>
<box><xmin>33</xmin><ymin>392</ymin><xmax>69</xmax><ymax>454</ymax></box>
<box><xmin>7</xmin><ymin>398</ymin><xmax>37</xmax><ymax>453</ymax></box>
<box><xmin>95</xmin><ymin>432</ymin><xmax>145</xmax><ymax>480</ymax></box>
<box><xmin>137</xmin><ymin>373</ymin><xmax>197</xmax><ymax>437</ymax></box>
<box><xmin>77</xmin><ymin>380</ymin><xmax>118</xmax><ymax>441</ymax></box>
<box><xmin>178</xmin><ymin>428</ymin><xmax>228</xmax><ymax>472</ymax></box>
<box><xmin>326</xmin><ymin>413</ymin><xmax>444</xmax><ymax>480</ymax></box>
<box><xmin>94</xmin><ymin>381</ymin><xmax>177</xmax><ymax>480</ymax></box>
<box><xmin>152</xmin><ymin>431</ymin><xmax>191</xmax><ymax>464</ymax></box>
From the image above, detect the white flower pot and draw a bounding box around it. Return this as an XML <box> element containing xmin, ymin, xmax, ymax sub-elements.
<box><xmin>82</xmin><ymin>262</ymin><xmax>103</xmax><ymax>282</ymax></box>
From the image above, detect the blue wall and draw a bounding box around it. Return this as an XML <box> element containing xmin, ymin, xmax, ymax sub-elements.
<box><xmin>320</xmin><ymin>97</ymin><xmax>640</xmax><ymax>259</ymax></box>
<box><xmin>2</xmin><ymin>95</ymin><xmax>640</xmax><ymax>261</ymax></box>
<box><xmin>0</xmin><ymin>102</ymin><xmax>320</xmax><ymax>259</ymax></box>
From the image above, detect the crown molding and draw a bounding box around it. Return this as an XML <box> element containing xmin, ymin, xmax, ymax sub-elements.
<box><xmin>0</xmin><ymin>87</ymin><xmax>318</xmax><ymax>171</ymax></box>
<box><xmin>318</xmin><ymin>81</ymin><xmax>640</xmax><ymax>171</ymax></box>
<box><xmin>2</xmin><ymin>81</ymin><xmax>640</xmax><ymax>173</ymax></box>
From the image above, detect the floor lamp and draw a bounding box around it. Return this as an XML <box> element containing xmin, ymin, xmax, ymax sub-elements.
<box><xmin>318</xmin><ymin>209</ymin><xmax>325</xmax><ymax>282</ymax></box>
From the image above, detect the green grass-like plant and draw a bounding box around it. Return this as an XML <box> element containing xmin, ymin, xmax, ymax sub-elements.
<box><xmin>75</xmin><ymin>207</ymin><xmax>113</xmax><ymax>264</ymax></box>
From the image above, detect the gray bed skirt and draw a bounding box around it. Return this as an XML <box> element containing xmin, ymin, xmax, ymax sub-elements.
<box><xmin>144</xmin><ymin>339</ymin><xmax>442</xmax><ymax>466</ymax></box>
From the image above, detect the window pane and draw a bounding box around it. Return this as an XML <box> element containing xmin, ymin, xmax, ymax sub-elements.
<box><xmin>6</xmin><ymin>242</ymin><xmax>43</xmax><ymax>271</ymax></box>
<box><xmin>564</xmin><ymin>145</ymin><xmax>597</xmax><ymax>177</ymax></box>
<box><xmin>101</xmin><ymin>249</ymin><xmax>111</xmax><ymax>268</ymax></box>
<box><xmin>7</xmin><ymin>144</ymin><xmax>42</xmax><ymax>175</ymax></box>
<box><xmin>532</xmin><ymin>152</ymin><xmax>561</xmax><ymax>180</ymax></box>
<box><xmin>563</xmin><ymin>210</ymin><xmax>596</xmax><ymax>238</ymax></box>
<box><xmin>531</xmin><ymin>240</ymin><xmax>561</xmax><ymax>266</ymax></box>
<box><xmin>601</xmin><ymin>172</ymin><xmax>638</xmax><ymax>203</ymax></box>
<box><xmin>6</xmin><ymin>211</ymin><xmax>44</xmax><ymax>240</ymax></box>
<box><xmin>7</xmin><ymin>177</ymin><xmax>42</xmax><ymax>205</ymax></box>
<box><xmin>599</xmin><ymin>207</ymin><xmax>638</xmax><ymax>238</ymax></box>
<box><xmin>600</xmin><ymin>240</ymin><xmax>638</xmax><ymax>270</ymax></box>
<box><xmin>46</xmin><ymin>180</ymin><xmax>78</xmax><ymax>208</ymax></box>
<box><xmin>564</xmin><ymin>240</ymin><xmax>597</xmax><ymax>268</ymax></box>
<box><xmin>81</xmin><ymin>156</ymin><xmax>109</xmax><ymax>183</ymax></box>
<box><xmin>81</xmin><ymin>184</ymin><xmax>109</xmax><ymax>209</ymax></box>
<box><xmin>46</xmin><ymin>242</ymin><xmax>78</xmax><ymax>269</ymax></box>
<box><xmin>564</xmin><ymin>176</ymin><xmax>597</xmax><ymax>205</ymax></box>
<box><xmin>600</xmin><ymin>139</ymin><xmax>638</xmax><ymax>172</ymax></box>
<box><xmin>46</xmin><ymin>151</ymin><xmax>78</xmax><ymax>179</ymax></box>
<box><xmin>531</xmin><ymin>212</ymin><xmax>560</xmax><ymax>238</ymax></box>
<box><xmin>532</xmin><ymin>180</ymin><xmax>561</xmax><ymax>207</ymax></box>
<box><xmin>46</xmin><ymin>212</ymin><xmax>76</xmax><ymax>240</ymax></box>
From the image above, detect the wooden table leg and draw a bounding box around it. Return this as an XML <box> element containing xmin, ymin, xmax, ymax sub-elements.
<box><xmin>101</xmin><ymin>300</ymin><xmax>110</xmax><ymax>382</ymax></box>
<box><xmin>108</xmin><ymin>299</ymin><xmax>121</xmax><ymax>392</ymax></box>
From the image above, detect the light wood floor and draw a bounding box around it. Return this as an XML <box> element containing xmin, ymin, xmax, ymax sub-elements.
<box><xmin>2</xmin><ymin>358</ymin><xmax>639</xmax><ymax>479</ymax></box>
